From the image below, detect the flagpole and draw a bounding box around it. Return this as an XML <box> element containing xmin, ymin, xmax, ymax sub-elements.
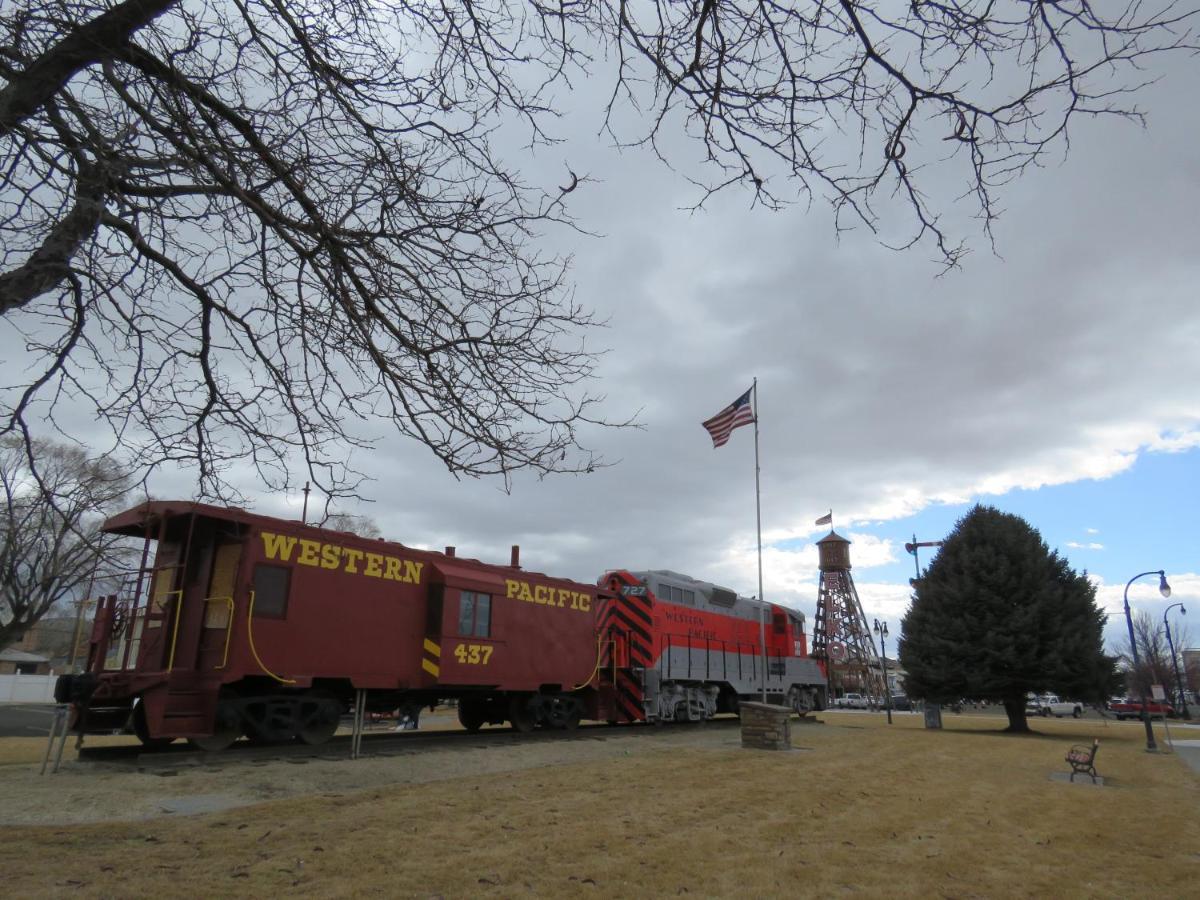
<box><xmin>753</xmin><ymin>377</ymin><xmax>766</xmax><ymax>702</ymax></box>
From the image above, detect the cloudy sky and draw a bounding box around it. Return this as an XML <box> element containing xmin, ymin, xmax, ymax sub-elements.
<box><xmin>10</xmin><ymin>14</ymin><xmax>1199</xmax><ymax>658</ymax></box>
<box><xmin>251</xmin><ymin>45</ymin><xmax>1197</xmax><ymax>657</ymax></box>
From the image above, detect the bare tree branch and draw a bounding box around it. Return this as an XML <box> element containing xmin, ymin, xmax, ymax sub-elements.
<box><xmin>0</xmin><ymin>0</ymin><xmax>177</xmax><ymax>136</ymax></box>
<box><xmin>0</xmin><ymin>1</ymin><xmax>1194</xmax><ymax>500</ymax></box>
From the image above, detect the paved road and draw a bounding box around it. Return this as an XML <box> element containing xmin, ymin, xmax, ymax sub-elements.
<box><xmin>0</xmin><ymin>703</ymin><xmax>59</xmax><ymax>737</ymax></box>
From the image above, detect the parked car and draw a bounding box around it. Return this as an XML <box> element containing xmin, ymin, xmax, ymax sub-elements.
<box><xmin>832</xmin><ymin>692</ymin><xmax>870</xmax><ymax>709</ymax></box>
<box><xmin>889</xmin><ymin>694</ymin><xmax>913</xmax><ymax>711</ymax></box>
<box><xmin>1107</xmin><ymin>697</ymin><xmax>1177</xmax><ymax>720</ymax></box>
<box><xmin>1025</xmin><ymin>693</ymin><xmax>1083</xmax><ymax>718</ymax></box>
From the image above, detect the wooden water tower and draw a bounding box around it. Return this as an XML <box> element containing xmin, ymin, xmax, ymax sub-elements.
<box><xmin>811</xmin><ymin>531</ymin><xmax>885</xmax><ymax>704</ymax></box>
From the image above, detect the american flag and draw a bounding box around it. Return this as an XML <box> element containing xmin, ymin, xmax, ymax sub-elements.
<box><xmin>702</xmin><ymin>388</ymin><xmax>755</xmax><ymax>448</ymax></box>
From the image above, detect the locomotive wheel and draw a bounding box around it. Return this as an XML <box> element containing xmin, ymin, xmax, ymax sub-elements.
<box><xmin>187</xmin><ymin>703</ymin><xmax>241</xmax><ymax>752</ymax></box>
<box><xmin>132</xmin><ymin>703</ymin><xmax>175</xmax><ymax>750</ymax></box>
<box><xmin>457</xmin><ymin>698</ymin><xmax>486</xmax><ymax>733</ymax></box>
<box><xmin>508</xmin><ymin>695</ymin><xmax>536</xmax><ymax>733</ymax></box>
<box><xmin>296</xmin><ymin>692</ymin><xmax>341</xmax><ymax>746</ymax></box>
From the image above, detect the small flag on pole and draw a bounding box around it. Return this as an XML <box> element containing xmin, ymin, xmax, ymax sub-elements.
<box><xmin>702</xmin><ymin>388</ymin><xmax>755</xmax><ymax>448</ymax></box>
<box><xmin>815</xmin><ymin>511</ymin><xmax>833</xmax><ymax>527</ymax></box>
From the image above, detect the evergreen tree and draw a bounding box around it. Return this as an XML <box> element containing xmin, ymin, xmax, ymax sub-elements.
<box><xmin>899</xmin><ymin>505</ymin><xmax>1115</xmax><ymax>733</ymax></box>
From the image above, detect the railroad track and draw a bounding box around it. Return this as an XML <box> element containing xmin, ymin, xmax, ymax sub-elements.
<box><xmin>76</xmin><ymin>718</ymin><xmax>738</xmax><ymax>772</ymax></box>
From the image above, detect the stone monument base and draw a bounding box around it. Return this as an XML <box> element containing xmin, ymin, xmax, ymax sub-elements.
<box><xmin>740</xmin><ymin>702</ymin><xmax>793</xmax><ymax>750</ymax></box>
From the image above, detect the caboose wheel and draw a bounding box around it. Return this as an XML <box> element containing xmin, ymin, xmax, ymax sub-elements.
<box><xmin>508</xmin><ymin>695</ymin><xmax>536</xmax><ymax>733</ymax></box>
<box><xmin>544</xmin><ymin>696</ymin><xmax>582</xmax><ymax>731</ymax></box>
<box><xmin>457</xmin><ymin>698</ymin><xmax>486</xmax><ymax>732</ymax></box>
<box><xmin>242</xmin><ymin>696</ymin><xmax>300</xmax><ymax>743</ymax></box>
<box><xmin>187</xmin><ymin>703</ymin><xmax>241</xmax><ymax>752</ymax></box>
<box><xmin>296</xmin><ymin>692</ymin><xmax>341</xmax><ymax>746</ymax></box>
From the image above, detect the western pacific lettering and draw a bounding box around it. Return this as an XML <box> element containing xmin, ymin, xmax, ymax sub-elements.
<box><xmin>505</xmin><ymin>579</ymin><xmax>591</xmax><ymax>612</ymax></box>
<box><xmin>261</xmin><ymin>531</ymin><xmax>424</xmax><ymax>583</ymax></box>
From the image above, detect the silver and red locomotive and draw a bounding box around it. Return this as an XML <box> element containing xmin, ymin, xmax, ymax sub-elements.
<box><xmin>58</xmin><ymin>501</ymin><xmax>827</xmax><ymax>749</ymax></box>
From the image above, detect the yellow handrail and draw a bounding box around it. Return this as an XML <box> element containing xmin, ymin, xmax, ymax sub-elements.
<box><xmin>164</xmin><ymin>590</ymin><xmax>185</xmax><ymax>671</ymax></box>
<box><xmin>571</xmin><ymin>633</ymin><xmax>614</xmax><ymax>691</ymax></box>
<box><xmin>202</xmin><ymin>596</ymin><xmax>235</xmax><ymax>669</ymax></box>
<box><xmin>246</xmin><ymin>590</ymin><xmax>296</xmax><ymax>685</ymax></box>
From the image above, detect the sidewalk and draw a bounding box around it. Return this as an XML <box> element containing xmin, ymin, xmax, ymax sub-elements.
<box><xmin>1165</xmin><ymin>722</ymin><xmax>1200</xmax><ymax>776</ymax></box>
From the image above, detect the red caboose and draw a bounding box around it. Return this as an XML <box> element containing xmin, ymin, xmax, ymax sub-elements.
<box><xmin>59</xmin><ymin>501</ymin><xmax>611</xmax><ymax>749</ymax></box>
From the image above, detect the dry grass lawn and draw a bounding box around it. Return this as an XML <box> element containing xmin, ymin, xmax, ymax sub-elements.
<box><xmin>2</xmin><ymin>712</ymin><xmax>1197</xmax><ymax>897</ymax></box>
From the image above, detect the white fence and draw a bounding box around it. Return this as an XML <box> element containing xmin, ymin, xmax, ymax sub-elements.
<box><xmin>0</xmin><ymin>673</ymin><xmax>56</xmax><ymax>703</ymax></box>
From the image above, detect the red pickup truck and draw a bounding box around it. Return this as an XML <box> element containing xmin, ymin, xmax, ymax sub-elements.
<box><xmin>1107</xmin><ymin>698</ymin><xmax>1176</xmax><ymax>720</ymax></box>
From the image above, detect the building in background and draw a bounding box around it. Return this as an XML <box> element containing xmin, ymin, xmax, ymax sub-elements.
<box><xmin>0</xmin><ymin>647</ymin><xmax>50</xmax><ymax>675</ymax></box>
<box><xmin>1183</xmin><ymin>648</ymin><xmax>1199</xmax><ymax>696</ymax></box>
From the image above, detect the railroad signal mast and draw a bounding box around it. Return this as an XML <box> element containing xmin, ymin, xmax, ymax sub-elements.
<box><xmin>811</xmin><ymin>530</ymin><xmax>886</xmax><ymax>704</ymax></box>
<box><xmin>905</xmin><ymin>535</ymin><xmax>945</xmax><ymax>586</ymax></box>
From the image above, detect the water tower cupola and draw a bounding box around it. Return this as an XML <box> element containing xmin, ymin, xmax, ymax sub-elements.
<box><xmin>817</xmin><ymin>531</ymin><xmax>851</xmax><ymax>572</ymax></box>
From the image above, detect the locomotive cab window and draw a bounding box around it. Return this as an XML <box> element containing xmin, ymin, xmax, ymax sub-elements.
<box><xmin>252</xmin><ymin>564</ymin><xmax>291</xmax><ymax>619</ymax></box>
<box><xmin>458</xmin><ymin>590</ymin><xmax>491</xmax><ymax>638</ymax></box>
<box><xmin>658</xmin><ymin>584</ymin><xmax>696</xmax><ymax>606</ymax></box>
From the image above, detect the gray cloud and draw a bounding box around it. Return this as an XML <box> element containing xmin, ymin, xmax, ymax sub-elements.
<box><xmin>333</xmin><ymin>54</ymin><xmax>1200</xmax><ymax>621</ymax></box>
<box><xmin>8</xmin><ymin>35</ymin><xmax>1198</xmax><ymax>636</ymax></box>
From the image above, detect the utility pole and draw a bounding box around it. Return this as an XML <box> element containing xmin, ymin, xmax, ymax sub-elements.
<box><xmin>66</xmin><ymin>597</ymin><xmax>94</xmax><ymax>673</ymax></box>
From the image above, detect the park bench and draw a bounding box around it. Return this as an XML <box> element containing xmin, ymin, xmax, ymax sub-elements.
<box><xmin>1066</xmin><ymin>739</ymin><xmax>1100</xmax><ymax>783</ymax></box>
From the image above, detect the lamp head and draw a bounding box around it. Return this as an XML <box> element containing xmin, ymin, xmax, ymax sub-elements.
<box><xmin>1159</xmin><ymin>572</ymin><xmax>1172</xmax><ymax>599</ymax></box>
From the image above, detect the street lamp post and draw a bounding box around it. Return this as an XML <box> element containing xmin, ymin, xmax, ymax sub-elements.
<box><xmin>1123</xmin><ymin>570</ymin><xmax>1172</xmax><ymax>752</ymax></box>
<box><xmin>874</xmin><ymin>619</ymin><xmax>892</xmax><ymax>725</ymax></box>
<box><xmin>1163</xmin><ymin>602</ymin><xmax>1190</xmax><ymax>720</ymax></box>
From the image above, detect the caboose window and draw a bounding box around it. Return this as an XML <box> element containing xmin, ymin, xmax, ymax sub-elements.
<box><xmin>252</xmin><ymin>564</ymin><xmax>291</xmax><ymax>619</ymax></box>
<box><xmin>458</xmin><ymin>590</ymin><xmax>491</xmax><ymax>638</ymax></box>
